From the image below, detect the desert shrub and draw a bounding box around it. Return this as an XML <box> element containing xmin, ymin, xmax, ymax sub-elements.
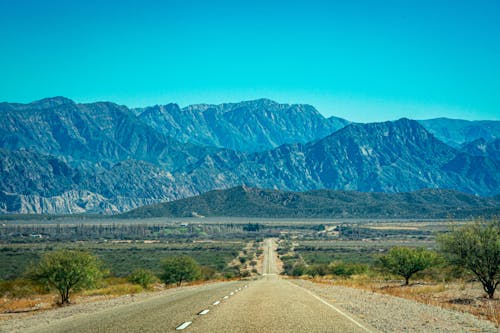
<box><xmin>306</xmin><ymin>264</ymin><xmax>329</xmax><ymax>277</ymax></box>
<box><xmin>200</xmin><ymin>266</ymin><xmax>218</xmax><ymax>280</ymax></box>
<box><xmin>291</xmin><ymin>263</ymin><xmax>307</xmax><ymax>277</ymax></box>
<box><xmin>329</xmin><ymin>262</ymin><xmax>368</xmax><ymax>277</ymax></box>
<box><xmin>0</xmin><ymin>278</ymin><xmax>46</xmax><ymax>298</ymax></box>
<box><xmin>128</xmin><ymin>268</ymin><xmax>157</xmax><ymax>288</ymax></box>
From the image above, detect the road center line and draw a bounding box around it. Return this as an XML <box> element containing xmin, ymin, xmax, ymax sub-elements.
<box><xmin>176</xmin><ymin>321</ymin><xmax>192</xmax><ymax>330</ymax></box>
<box><xmin>289</xmin><ymin>281</ymin><xmax>374</xmax><ymax>333</ymax></box>
<box><xmin>198</xmin><ymin>309</ymin><xmax>210</xmax><ymax>315</ymax></box>
<box><xmin>212</xmin><ymin>300</ymin><xmax>221</xmax><ymax>305</ymax></box>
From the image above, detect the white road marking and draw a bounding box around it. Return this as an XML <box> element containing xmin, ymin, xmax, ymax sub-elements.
<box><xmin>176</xmin><ymin>321</ymin><xmax>192</xmax><ymax>330</ymax></box>
<box><xmin>244</xmin><ymin>285</ymin><xmax>248</xmax><ymax>288</ymax></box>
<box><xmin>198</xmin><ymin>309</ymin><xmax>210</xmax><ymax>315</ymax></box>
<box><xmin>289</xmin><ymin>282</ymin><xmax>374</xmax><ymax>333</ymax></box>
<box><xmin>212</xmin><ymin>300</ymin><xmax>220</xmax><ymax>305</ymax></box>
<box><xmin>229</xmin><ymin>292</ymin><xmax>234</xmax><ymax>295</ymax></box>
<box><xmin>223</xmin><ymin>296</ymin><xmax>229</xmax><ymax>299</ymax></box>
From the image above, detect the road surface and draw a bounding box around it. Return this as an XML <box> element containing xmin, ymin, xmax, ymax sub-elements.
<box><xmin>25</xmin><ymin>239</ymin><xmax>376</xmax><ymax>333</ymax></box>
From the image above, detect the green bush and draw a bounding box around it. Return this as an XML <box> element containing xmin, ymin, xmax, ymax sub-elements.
<box><xmin>291</xmin><ymin>263</ymin><xmax>307</xmax><ymax>277</ymax></box>
<box><xmin>306</xmin><ymin>264</ymin><xmax>329</xmax><ymax>277</ymax></box>
<box><xmin>328</xmin><ymin>262</ymin><xmax>368</xmax><ymax>277</ymax></box>
<box><xmin>0</xmin><ymin>278</ymin><xmax>46</xmax><ymax>298</ymax></box>
<box><xmin>128</xmin><ymin>269</ymin><xmax>157</xmax><ymax>288</ymax></box>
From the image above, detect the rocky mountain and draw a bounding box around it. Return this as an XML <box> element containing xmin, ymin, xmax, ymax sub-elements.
<box><xmin>0</xmin><ymin>97</ymin><xmax>216</xmax><ymax>170</ymax></box>
<box><xmin>182</xmin><ymin>119</ymin><xmax>499</xmax><ymax>196</ymax></box>
<box><xmin>122</xmin><ymin>185</ymin><xmax>500</xmax><ymax>219</ymax></box>
<box><xmin>1</xmin><ymin>97</ymin><xmax>499</xmax><ymax>215</ymax></box>
<box><xmin>417</xmin><ymin>118</ymin><xmax>500</xmax><ymax>147</ymax></box>
<box><xmin>460</xmin><ymin>138</ymin><xmax>500</xmax><ymax>161</ymax></box>
<box><xmin>136</xmin><ymin>99</ymin><xmax>349</xmax><ymax>152</ymax></box>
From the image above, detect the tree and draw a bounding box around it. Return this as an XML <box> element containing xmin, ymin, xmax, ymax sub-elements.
<box><xmin>30</xmin><ymin>250</ymin><xmax>103</xmax><ymax>305</ymax></box>
<box><xmin>161</xmin><ymin>256</ymin><xmax>201</xmax><ymax>286</ymax></box>
<box><xmin>438</xmin><ymin>220</ymin><xmax>499</xmax><ymax>298</ymax></box>
<box><xmin>380</xmin><ymin>247</ymin><xmax>436</xmax><ymax>285</ymax></box>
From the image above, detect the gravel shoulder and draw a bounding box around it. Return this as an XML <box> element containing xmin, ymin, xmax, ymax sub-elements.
<box><xmin>292</xmin><ymin>279</ymin><xmax>498</xmax><ymax>333</ymax></box>
<box><xmin>0</xmin><ymin>281</ymin><xmax>238</xmax><ymax>333</ymax></box>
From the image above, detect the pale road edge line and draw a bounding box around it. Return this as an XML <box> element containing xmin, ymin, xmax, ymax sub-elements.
<box><xmin>288</xmin><ymin>281</ymin><xmax>374</xmax><ymax>333</ymax></box>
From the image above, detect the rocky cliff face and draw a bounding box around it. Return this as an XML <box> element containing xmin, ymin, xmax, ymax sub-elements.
<box><xmin>1</xmin><ymin>97</ymin><xmax>499</xmax><ymax>214</ymax></box>
<box><xmin>0</xmin><ymin>97</ymin><xmax>216</xmax><ymax>170</ymax></box>
<box><xmin>181</xmin><ymin>119</ymin><xmax>499</xmax><ymax>196</ymax></box>
<box><xmin>136</xmin><ymin>99</ymin><xmax>349</xmax><ymax>152</ymax></box>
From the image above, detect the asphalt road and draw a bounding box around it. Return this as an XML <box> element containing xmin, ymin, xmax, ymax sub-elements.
<box><xmin>26</xmin><ymin>239</ymin><xmax>376</xmax><ymax>333</ymax></box>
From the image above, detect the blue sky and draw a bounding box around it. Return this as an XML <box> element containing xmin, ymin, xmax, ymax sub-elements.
<box><xmin>0</xmin><ymin>0</ymin><xmax>499</xmax><ymax>122</ymax></box>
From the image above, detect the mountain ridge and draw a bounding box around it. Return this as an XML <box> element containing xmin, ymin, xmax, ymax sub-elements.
<box><xmin>1</xmin><ymin>97</ymin><xmax>499</xmax><ymax>214</ymax></box>
<box><xmin>122</xmin><ymin>185</ymin><xmax>500</xmax><ymax>219</ymax></box>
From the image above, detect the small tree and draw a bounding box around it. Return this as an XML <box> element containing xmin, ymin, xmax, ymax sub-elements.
<box><xmin>438</xmin><ymin>220</ymin><xmax>499</xmax><ymax>299</ymax></box>
<box><xmin>128</xmin><ymin>268</ymin><xmax>157</xmax><ymax>289</ymax></box>
<box><xmin>30</xmin><ymin>250</ymin><xmax>103</xmax><ymax>305</ymax></box>
<box><xmin>380</xmin><ymin>247</ymin><xmax>436</xmax><ymax>285</ymax></box>
<box><xmin>161</xmin><ymin>256</ymin><xmax>201</xmax><ymax>286</ymax></box>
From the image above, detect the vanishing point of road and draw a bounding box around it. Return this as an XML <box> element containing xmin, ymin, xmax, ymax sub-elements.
<box><xmin>27</xmin><ymin>239</ymin><xmax>377</xmax><ymax>333</ymax></box>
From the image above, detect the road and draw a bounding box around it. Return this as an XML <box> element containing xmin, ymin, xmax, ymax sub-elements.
<box><xmin>26</xmin><ymin>239</ymin><xmax>376</xmax><ymax>333</ymax></box>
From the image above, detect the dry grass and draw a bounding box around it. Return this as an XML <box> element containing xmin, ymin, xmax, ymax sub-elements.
<box><xmin>311</xmin><ymin>276</ymin><xmax>499</xmax><ymax>326</ymax></box>
<box><xmin>80</xmin><ymin>283</ymin><xmax>144</xmax><ymax>297</ymax></box>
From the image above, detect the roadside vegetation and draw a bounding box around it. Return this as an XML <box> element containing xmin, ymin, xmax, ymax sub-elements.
<box><xmin>278</xmin><ymin>219</ymin><xmax>499</xmax><ymax>325</ymax></box>
<box><xmin>0</xmin><ymin>217</ymin><xmax>498</xmax><ymax>325</ymax></box>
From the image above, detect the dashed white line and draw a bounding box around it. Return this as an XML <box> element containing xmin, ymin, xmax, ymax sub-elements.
<box><xmin>198</xmin><ymin>309</ymin><xmax>210</xmax><ymax>315</ymax></box>
<box><xmin>176</xmin><ymin>321</ymin><xmax>192</xmax><ymax>330</ymax></box>
<box><xmin>212</xmin><ymin>300</ymin><xmax>221</xmax><ymax>305</ymax></box>
<box><xmin>223</xmin><ymin>296</ymin><xmax>229</xmax><ymax>299</ymax></box>
<box><xmin>229</xmin><ymin>292</ymin><xmax>234</xmax><ymax>295</ymax></box>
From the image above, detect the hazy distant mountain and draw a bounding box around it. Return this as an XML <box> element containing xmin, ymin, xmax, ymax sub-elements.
<box><xmin>1</xmin><ymin>97</ymin><xmax>499</xmax><ymax>214</ymax></box>
<box><xmin>122</xmin><ymin>185</ymin><xmax>500</xmax><ymax>219</ymax></box>
<box><xmin>417</xmin><ymin>118</ymin><xmax>500</xmax><ymax>147</ymax></box>
<box><xmin>136</xmin><ymin>98</ymin><xmax>349</xmax><ymax>152</ymax></box>
<box><xmin>460</xmin><ymin>138</ymin><xmax>500</xmax><ymax>161</ymax></box>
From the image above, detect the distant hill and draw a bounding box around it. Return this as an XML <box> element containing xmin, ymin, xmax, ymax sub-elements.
<box><xmin>122</xmin><ymin>186</ymin><xmax>500</xmax><ymax>219</ymax></box>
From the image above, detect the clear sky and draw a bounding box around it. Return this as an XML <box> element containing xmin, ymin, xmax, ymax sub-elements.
<box><xmin>0</xmin><ymin>0</ymin><xmax>499</xmax><ymax>122</ymax></box>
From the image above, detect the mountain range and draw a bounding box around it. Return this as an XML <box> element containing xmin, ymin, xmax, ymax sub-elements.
<box><xmin>0</xmin><ymin>97</ymin><xmax>498</xmax><ymax>215</ymax></box>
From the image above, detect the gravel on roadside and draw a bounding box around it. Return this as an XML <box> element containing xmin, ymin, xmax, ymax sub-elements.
<box><xmin>0</xmin><ymin>285</ymin><xmax>200</xmax><ymax>333</ymax></box>
<box><xmin>291</xmin><ymin>279</ymin><xmax>498</xmax><ymax>333</ymax></box>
